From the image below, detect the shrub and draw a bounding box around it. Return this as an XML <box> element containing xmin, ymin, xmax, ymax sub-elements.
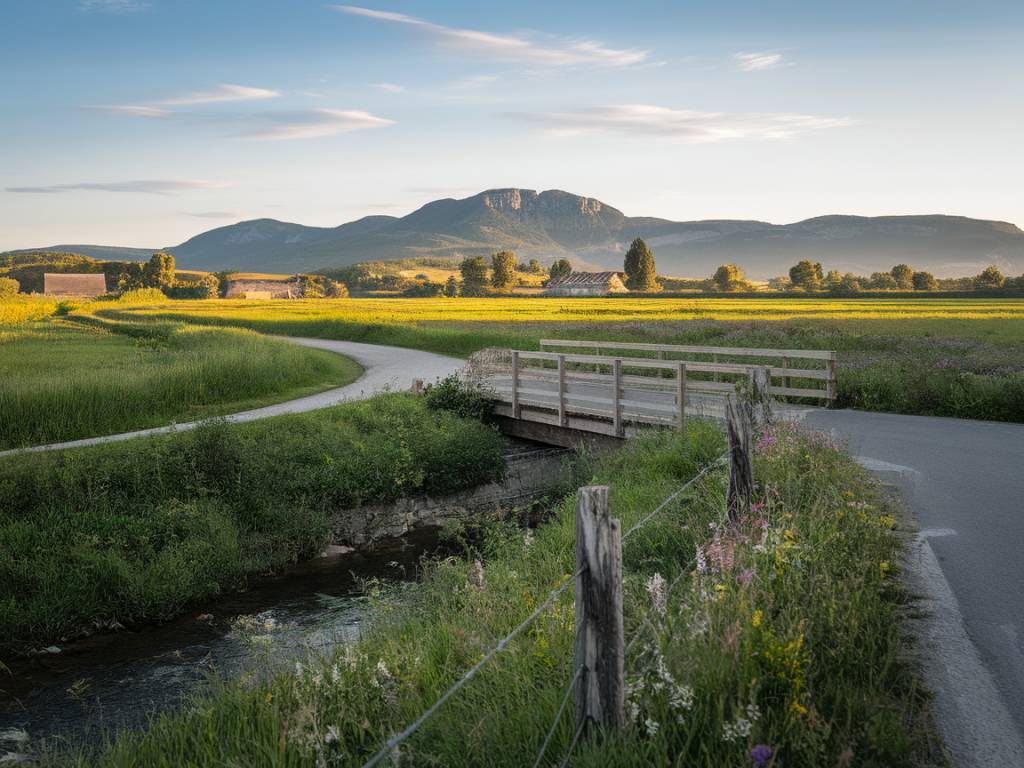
<box><xmin>0</xmin><ymin>277</ymin><xmax>19</xmax><ymax>298</ymax></box>
<box><xmin>424</xmin><ymin>373</ymin><xmax>493</xmax><ymax>421</ymax></box>
<box><xmin>117</xmin><ymin>287</ymin><xmax>169</xmax><ymax>304</ymax></box>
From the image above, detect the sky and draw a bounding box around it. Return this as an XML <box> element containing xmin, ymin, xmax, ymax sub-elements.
<box><xmin>1</xmin><ymin>0</ymin><xmax>1022</xmax><ymax>249</ymax></box>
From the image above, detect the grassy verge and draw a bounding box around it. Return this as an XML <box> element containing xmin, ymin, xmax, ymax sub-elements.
<box><xmin>0</xmin><ymin>319</ymin><xmax>362</xmax><ymax>449</ymax></box>
<box><xmin>96</xmin><ymin>297</ymin><xmax>1024</xmax><ymax>422</ymax></box>
<box><xmin>71</xmin><ymin>419</ymin><xmax>937</xmax><ymax>767</ymax></box>
<box><xmin>0</xmin><ymin>395</ymin><xmax>504</xmax><ymax>654</ymax></box>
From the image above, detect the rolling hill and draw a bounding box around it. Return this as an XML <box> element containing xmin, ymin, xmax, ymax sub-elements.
<box><xmin>6</xmin><ymin>189</ymin><xmax>1023</xmax><ymax>278</ymax></box>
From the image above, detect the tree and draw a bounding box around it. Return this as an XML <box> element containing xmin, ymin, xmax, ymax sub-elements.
<box><xmin>767</xmin><ymin>276</ymin><xmax>791</xmax><ymax>291</ymax></box>
<box><xmin>549</xmin><ymin>259</ymin><xmax>572</xmax><ymax>282</ymax></box>
<box><xmin>142</xmin><ymin>252</ymin><xmax>175</xmax><ymax>289</ymax></box>
<box><xmin>974</xmin><ymin>265</ymin><xmax>1005</xmax><ymax>289</ymax></box>
<box><xmin>117</xmin><ymin>262</ymin><xmax>146</xmax><ymax>292</ymax></box>
<box><xmin>490</xmin><ymin>251</ymin><xmax>517</xmax><ymax>291</ymax></box>
<box><xmin>829</xmin><ymin>273</ymin><xmax>862</xmax><ymax>296</ymax></box>
<box><xmin>444</xmin><ymin>275</ymin><xmax>460</xmax><ymax>297</ymax></box>
<box><xmin>823</xmin><ymin>269</ymin><xmax>842</xmax><ymax>289</ymax></box>
<box><xmin>527</xmin><ymin>258</ymin><xmax>542</xmax><ymax>274</ymax></box>
<box><xmin>0</xmin><ymin>277</ymin><xmax>19</xmax><ymax>298</ymax></box>
<box><xmin>890</xmin><ymin>264</ymin><xmax>914</xmax><ymax>289</ymax></box>
<box><xmin>912</xmin><ymin>271</ymin><xmax>938</xmax><ymax>291</ymax></box>
<box><xmin>788</xmin><ymin>260</ymin><xmax>823</xmax><ymax>290</ymax></box>
<box><xmin>868</xmin><ymin>272</ymin><xmax>898</xmax><ymax>290</ymax></box>
<box><xmin>214</xmin><ymin>270</ymin><xmax>238</xmax><ymax>297</ymax></box>
<box><xmin>712</xmin><ymin>263</ymin><xmax>746</xmax><ymax>292</ymax></box>
<box><xmin>623</xmin><ymin>238</ymin><xmax>658</xmax><ymax>291</ymax></box>
<box><xmin>459</xmin><ymin>256</ymin><xmax>490</xmax><ymax>296</ymax></box>
<box><xmin>325</xmin><ymin>279</ymin><xmax>348</xmax><ymax>298</ymax></box>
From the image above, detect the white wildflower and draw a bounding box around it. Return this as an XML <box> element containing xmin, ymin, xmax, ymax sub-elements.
<box><xmin>646</xmin><ymin>572</ymin><xmax>667</xmax><ymax>616</ymax></box>
<box><xmin>643</xmin><ymin>717</ymin><xmax>660</xmax><ymax>736</ymax></box>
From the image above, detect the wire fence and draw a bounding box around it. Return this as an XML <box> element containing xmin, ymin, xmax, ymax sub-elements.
<box><xmin>359</xmin><ymin>451</ymin><xmax>730</xmax><ymax>768</ymax></box>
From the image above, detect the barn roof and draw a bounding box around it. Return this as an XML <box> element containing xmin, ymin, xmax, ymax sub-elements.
<box><xmin>547</xmin><ymin>271</ymin><xmax>623</xmax><ymax>287</ymax></box>
<box><xmin>43</xmin><ymin>273</ymin><xmax>107</xmax><ymax>296</ymax></box>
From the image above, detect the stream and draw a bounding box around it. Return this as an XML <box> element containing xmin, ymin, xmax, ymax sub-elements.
<box><xmin>0</xmin><ymin>528</ymin><xmax>439</xmax><ymax>751</ymax></box>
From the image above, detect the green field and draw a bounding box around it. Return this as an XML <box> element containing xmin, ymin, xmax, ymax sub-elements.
<box><xmin>97</xmin><ymin>296</ymin><xmax>1024</xmax><ymax>422</ymax></box>
<box><xmin>0</xmin><ymin>319</ymin><xmax>362</xmax><ymax>449</ymax></box>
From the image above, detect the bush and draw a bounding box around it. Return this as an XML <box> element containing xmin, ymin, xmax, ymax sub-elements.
<box><xmin>0</xmin><ymin>277</ymin><xmax>19</xmax><ymax>298</ymax></box>
<box><xmin>117</xmin><ymin>287</ymin><xmax>169</xmax><ymax>305</ymax></box>
<box><xmin>424</xmin><ymin>373</ymin><xmax>493</xmax><ymax>421</ymax></box>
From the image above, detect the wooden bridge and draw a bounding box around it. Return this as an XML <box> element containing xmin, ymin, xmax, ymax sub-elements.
<box><xmin>483</xmin><ymin>339</ymin><xmax>836</xmax><ymax>442</ymax></box>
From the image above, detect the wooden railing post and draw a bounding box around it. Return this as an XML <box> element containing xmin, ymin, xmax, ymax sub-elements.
<box><xmin>612</xmin><ymin>358</ymin><xmax>623</xmax><ymax>437</ymax></box>
<box><xmin>574</xmin><ymin>486</ymin><xmax>625</xmax><ymax>732</ymax></box>
<box><xmin>657</xmin><ymin>349</ymin><xmax>665</xmax><ymax>378</ymax></box>
<box><xmin>511</xmin><ymin>350</ymin><xmax>520</xmax><ymax>419</ymax></box>
<box><xmin>725</xmin><ymin>395</ymin><xmax>753</xmax><ymax>524</ymax></box>
<box><xmin>713</xmin><ymin>353</ymin><xmax>720</xmax><ymax>383</ymax></box>
<box><xmin>781</xmin><ymin>355</ymin><xmax>789</xmax><ymax>395</ymax></box>
<box><xmin>558</xmin><ymin>354</ymin><xmax>567</xmax><ymax>426</ymax></box>
<box><xmin>827</xmin><ymin>352</ymin><xmax>837</xmax><ymax>406</ymax></box>
<box><xmin>676</xmin><ymin>362</ymin><xmax>687</xmax><ymax>432</ymax></box>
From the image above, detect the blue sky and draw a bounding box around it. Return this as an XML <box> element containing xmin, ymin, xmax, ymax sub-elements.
<box><xmin>1</xmin><ymin>0</ymin><xmax>1021</xmax><ymax>249</ymax></box>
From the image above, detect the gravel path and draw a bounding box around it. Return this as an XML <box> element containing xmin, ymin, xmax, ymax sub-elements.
<box><xmin>0</xmin><ymin>338</ymin><xmax>463</xmax><ymax>458</ymax></box>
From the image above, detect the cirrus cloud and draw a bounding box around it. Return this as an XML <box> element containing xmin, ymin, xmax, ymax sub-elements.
<box><xmin>510</xmin><ymin>104</ymin><xmax>851</xmax><ymax>142</ymax></box>
<box><xmin>7</xmin><ymin>179</ymin><xmax>229</xmax><ymax>195</ymax></box>
<box><xmin>734</xmin><ymin>52</ymin><xmax>786</xmax><ymax>71</ymax></box>
<box><xmin>237</xmin><ymin>108</ymin><xmax>395</xmax><ymax>140</ymax></box>
<box><xmin>86</xmin><ymin>84</ymin><xmax>281</xmax><ymax>119</ymax></box>
<box><xmin>334</xmin><ymin>5</ymin><xmax>647</xmax><ymax>67</ymax></box>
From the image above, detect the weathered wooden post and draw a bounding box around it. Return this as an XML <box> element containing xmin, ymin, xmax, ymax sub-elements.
<box><xmin>574</xmin><ymin>486</ymin><xmax>625</xmax><ymax>731</ymax></box>
<box><xmin>725</xmin><ymin>395</ymin><xmax>753</xmax><ymax>524</ymax></box>
<box><xmin>747</xmin><ymin>365</ymin><xmax>773</xmax><ymax>427</ymax></box>
<box><xmin>511</xmin><ymin>350</ymin><xmax>520</xmax><ymax>419</ymax></box>
<box><xmin>781</xmin><ymin>355</ymin><xmax>790</xmax><ymax>394</ymax></box>
<box><xmin>657</xmin><ymin>348</ymin><xmax>665</xmax><ymax>378</ymax></box>
<box><xmin>676</xmin><ymin>362</ymin><xmax>687</xmax><ymax>432</ymax></box>
<box><xmin>612</xmin><ymin>358</ymin><xmax>623</xmax><ymax>437</ymax></box>
<box><xmin>713</xmin><ymin>352</ymin><xmax>720</xmax><ymax>383</ymax></box>
<box><xmin>558</xmin><ymin>354</ymin><xmax>567</xmax><ymax>426</ymax></box>
<box><xmin>827</xmin><ymin>352</ymin><xmax>837</xmax><ymax>407</ymax></box>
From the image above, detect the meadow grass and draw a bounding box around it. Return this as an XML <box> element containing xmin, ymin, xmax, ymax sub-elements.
<box><xmin>68</xmin><ymin>419</ymin><xmax>937</xmax><ymax>767</ymax></box>
<box><xmin>0</xmin><ymin>394</ymin><xmax>504</xmax><ymax>655</ymax></box>
<box><xmin>98</xmin><ymin>296</ymin><xmax>1024</xmax><ymax>422</ymax></box>
<box><xmin>0</xmin><ymin>319</ymin><xmax>362</xmax><ymax>449</ymax></box>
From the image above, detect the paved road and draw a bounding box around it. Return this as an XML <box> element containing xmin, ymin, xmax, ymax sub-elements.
<box><xmin>0</xmin><ymin>338</ymin><xmax>463</xmax><ymax>458</ymax></box>
<box><xmin>798</xmin><ymin>408</ymin><xmax>1024</xmax><ymax>767</ymax></box>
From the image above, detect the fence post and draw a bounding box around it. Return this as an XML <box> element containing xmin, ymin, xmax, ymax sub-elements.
<box><xmin>657</xmin><ymin>349</ymin><xmax>665</xmax><ymax>378</ymax></box>
<box><xmin>747</xmin><ymin>366</ymin><xmax>773</xmax><ymax>427</ymax></box>
<box><xmin>612</xmin><ymin>358</ymin><xmax>623</xmax><ymax>437</ymax></box>
<box><xmin>574</xmin><ymin>486</ymin><xmax>625</xmax><ymax>732</ymax></box>
<box><xmin>676</xmin><ymin>362</ymin><xmax>687</xmax><ymax>432</ymax></box>
<box><xmin>511</xmin><ymin>350</ymin><xmax>520</xmax><ymax>419</ymax></box>
<box><xmin>781</xmin><ymin>355</ymin><xmax>789</xmax><ymax>395</ymax></box>
<box><xmin>713</xmin><ymin>353</ymin><xmax>720</xmax><ymax>383</ymax></box>
<box><xmin>558</xmin><ymin>354</ymin><xmax>567</xmax><ymax>426</ymax></box>
<box><xmin>725</xmin><ymin>395</ymin><xmax>753</xmax><ymax>524</ymax></box>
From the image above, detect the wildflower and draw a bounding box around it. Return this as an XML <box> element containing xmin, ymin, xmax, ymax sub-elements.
<box><xmin>879</xmin><ymin>561</ymin><xmax>891</xmax><ymax>578</ymax></box>
<box><xmin>737</xmin><ymin>569</ymin><xmax>755</xmax><ymax>586</ymax></box>
<box><xmin>751</xmin><ymin>501</ymin><xmax>766</xmax><ymax>514</ymax></box>
<box><xmin>523</xmin><ymin>530</ymin><xmax>534</xmax><ymax>548</ymax></box>
<box><xmin>643</xmin><ymin>717</ymin><xmax>660</xmax><ymax>736</ymax></box>
<box><xmin>750</xmin><ymin>744</ymin><xmax>774</xmax><ymax>767</ymax></box>
<box><xmin>790</xmin><ymin>700</ymin><xmax>808</xmax><ymax>716</ymax></box>
<box><xmin>265</xmin><ymin>692</ymin><xmax>273</xmax><ymax>704</ymax></box>
<box><xmin>878</xmin><ymin>514</ymin><xmax>896</xmax><ymax>529</ymax></box>
<box><xmin>722</xmin><ymin>716</ymin><xmax>753</xmax><ymax>742</ymax></box>
<box><xmin>646</xmin><ymin>572</ymin><xmax>667</xmax><ymax>615</ymax></box>
<box><xmin>755</xmin><ymin>433</ymin><xmax>777</xmax><ymax>453</ymax></box>
<box><xmin>752</xmin><ymin>610</ymin><xmax>763</xmax><ymax>628</ymax></box>
<box><xmin>324</xmin><ymin>725</ymin><xmax>340</xmax><ymax>745</ymax></box>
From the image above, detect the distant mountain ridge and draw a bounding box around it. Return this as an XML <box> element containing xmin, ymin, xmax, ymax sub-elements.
<box><xmin>6</xmin><ymin>189</ymin><xmax>1023</xmax><ymax>278</ymax></box>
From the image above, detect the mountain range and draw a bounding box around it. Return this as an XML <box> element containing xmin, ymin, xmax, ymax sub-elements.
<box><xmin>7</xmin><ymin>188</ymin><xmax>1024</xmax><ymax>279</ymax></box>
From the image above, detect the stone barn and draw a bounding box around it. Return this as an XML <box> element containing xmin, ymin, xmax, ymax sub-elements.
<box><xmin>544</xmin><ymin>271</ymin><xmax>628</xmax><ymax>297</ymax></box>
<box><xmin>223</xmin><ymin>279</ymin><xmax>301</xmax><ymax>299</ymax></box>
<box><xmin>43</xmin><ymin>273</ymin><xmax>108</xmax><ymax>297</ymax></box>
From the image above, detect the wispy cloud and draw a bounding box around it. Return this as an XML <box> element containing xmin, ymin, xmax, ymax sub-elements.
<box><xmin>372</xmin><ymin>82</ymin><xmax>407</xmax><ymax>94</ymax></box>
<box><xmin>237</xmin><ymin>108</ymin><xmax>395</xmax><ymax>140</ymax></box>
<box><xmin>333</xmin><ymin>5</ymin><xmax>647</xmax><ymax>67</ymax></box>
<box><xmin>734</xmin><ymin>52</ymin><xmax>786</xmax><ymax>71</ymax></box>
<box><xmin>155</xmin><ymin>84</ymin><xmax>280</xmax><ymax>106</ymax></box>
<box><xmin>87</xmin><ymin>84</ymin><xmax>281</xmax><ymax>119</ymax></box>
<box><xmin>511</xmin><ymin>104</ymin><xmax>851</xmax><ymax>142</ymax></box>
<box><xmin>79</xmin><ymin>0</ymin><xmax>146</xmax><ymax>12</ymax></box>
<box><xmin>7</xmin><ymin>179</ymin><xmax>228</xmax><ymax>195</ymax></box>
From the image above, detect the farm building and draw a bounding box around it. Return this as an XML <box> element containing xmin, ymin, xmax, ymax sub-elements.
<box><xmin>43</xmin><ymin>273</ymin><xmax>107</xmax><ymax>297</ymax></box>
<box><xmin>224</xmin><ymin>279</ymin><xmax>301</xmax><ymax>299</ymax></box>
<box><xmin>545</xmin><ymin>271</ymin><xmax>628</xmax><ymax>296</ymax></box>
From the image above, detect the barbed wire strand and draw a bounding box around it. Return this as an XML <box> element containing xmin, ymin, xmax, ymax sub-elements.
<box><xmin>361</xmin><ymin>566</ymin><xmax>584</xmax><ymax>768</ymax></box>
<box><xmin>557</xmin><ymin>716</ymin><xmax>589</xmax><ymax>768</ymax></box>
<box><xmin>531</xmin><ymin>664</ymin><xmax>585</xmax><ymax>768</ymax></box>
<box><xmin>621</xmin><ymin>454</ymin><xmax>728</xmax><ymax>542</ymax></box>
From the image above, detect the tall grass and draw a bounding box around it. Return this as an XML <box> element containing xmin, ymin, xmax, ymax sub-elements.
<box><xmin>0</xmin><ymin>320</ymin><xmax>361</xmax><ymax>449</ymax></box>
<box><xmin>0</xmin><ymin>394</ymin><xmax>504</xmax><ymax>654</ymax></box>
<box><xmin>68</xmin><ymin>421</ymin><xmax>937</xmax><ymax>767</ymax></box>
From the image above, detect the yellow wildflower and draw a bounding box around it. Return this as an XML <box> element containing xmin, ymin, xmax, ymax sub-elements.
<box><xmin>790</xmin><ymin>700</ymin><xmax>808</xmax><ymax>716</ymax></box>
<box><xmin>265</xmin><ymin>692</ymin><xmax>274</xmax><ymax>704</ymax></box>
<box><xmin>879</xmin><ymin>561</ymin><xmax>891</xmax><ymax>577</ymax></box>
<box><xmin>878</xmin><ymin>514</ymin><xmax>897</xmax><ymax>529</ymax></box>
<box><xmin>752</xmin><ymin>610</ymin><xmax>763</xmax><ymax>628</ymax></box>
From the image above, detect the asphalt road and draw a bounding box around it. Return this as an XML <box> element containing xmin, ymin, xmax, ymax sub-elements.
<box><xmin>0</xmin><ymin>338</ymin><xmax>464</xmax><ymax>458</ymax></box>
<box><xmin>800</xmin><ymin>408</ymin><xmax>1024</xmax><ymax>767</ymax></box>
